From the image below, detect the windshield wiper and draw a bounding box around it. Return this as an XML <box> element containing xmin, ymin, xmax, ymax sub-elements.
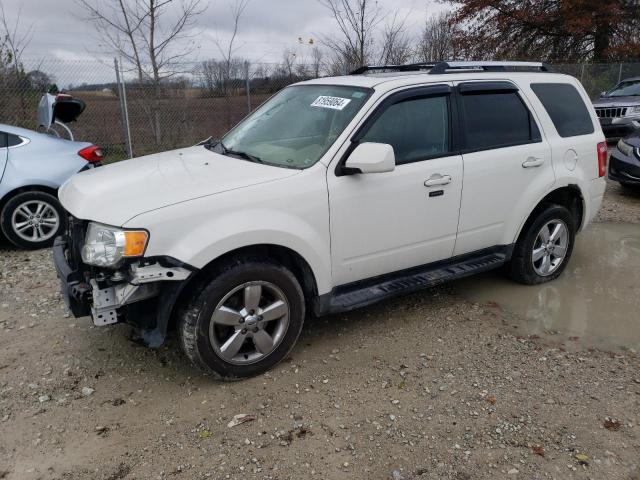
<box><xmin>219</xmin><ymin>141</ymin><xmax>264</xmax><ymax>164</ymax></box>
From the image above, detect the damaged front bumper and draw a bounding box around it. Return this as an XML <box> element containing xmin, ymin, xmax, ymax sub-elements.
<box><xmin>53</xmin><ymin>234</ymin><xmax>197</xmax><ymax>347</ymax></box>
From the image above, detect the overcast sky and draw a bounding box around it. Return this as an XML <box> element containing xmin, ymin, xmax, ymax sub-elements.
<box><xmin>1</xmin><ymin>0</ymin><xmax>450</xmax><ymax>84</ymax></box>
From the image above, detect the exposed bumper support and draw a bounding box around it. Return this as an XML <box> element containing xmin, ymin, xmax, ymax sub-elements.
<box><xmin>53</xmin><ymin>235</ymin><xmax>197</xmax><ymax>347</ymax></box>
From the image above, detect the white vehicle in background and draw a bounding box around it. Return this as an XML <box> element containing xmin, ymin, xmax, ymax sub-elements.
<box><xmin>54</xmin><ymin>61</ymin><xmax>606</xmax><ymax>380</ymax></box>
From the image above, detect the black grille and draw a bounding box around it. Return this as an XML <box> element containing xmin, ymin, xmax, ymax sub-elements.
<box><xmin>66</xmin><ymin>216</ymin><xmax>87</xmax><ymax>271</ymax></box>
<box><xmin>595</xmin><ymin>107</ymin><xmax>628</xmax><ymax>118</ymax></box>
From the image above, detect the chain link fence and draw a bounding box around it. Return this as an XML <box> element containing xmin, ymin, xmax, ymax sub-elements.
<box><xmin>0</xmin><ymin>59</ymin><xmax>638</xmax><ymax>163</ymax></box>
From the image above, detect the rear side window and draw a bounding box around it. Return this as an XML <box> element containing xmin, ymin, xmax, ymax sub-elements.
<box><xmin>531</xmin><ymin>83</ymin><xmax>595</xmax><ymax>137</ymax></box>
<box><xmin>0</xmin><ymin>132</ymin><xmax>24</xmax><ymax>147</ymax></box>
<box><xmin>459</xmin><ymin>91</ymin><xmax>540</xmax><ymax>151</ymax></box>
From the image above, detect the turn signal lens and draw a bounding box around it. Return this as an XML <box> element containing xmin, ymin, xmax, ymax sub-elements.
<box><xmin>597</xmin><ymin>142</ymin><xmax>607</xmax><ymax>178</ymax></box>
<box><xmin>123</xmin><ymin>231</ymin><xmax>149</xmax><ymax>257</ymax></box>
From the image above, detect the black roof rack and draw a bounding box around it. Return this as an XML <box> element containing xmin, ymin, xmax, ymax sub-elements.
<box><xmin>428</xmin><ymin>61</ymin><xmax>554</xmax><ymax>74</ymax></box>
<box><xmin>350</xmin><ymin>61</ymin><xmax>554</xmax><ymax>76</ymax></box>
<box><xmin>350</xmin><ymin>63</ymin><xmax>436</xmax><ymax>75</ymax></box>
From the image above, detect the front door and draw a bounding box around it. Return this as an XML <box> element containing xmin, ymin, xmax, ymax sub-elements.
<box><xmin>328</xmin><ymin>85</ymin><xmax>463</xmax><ymax>286</ymax></box>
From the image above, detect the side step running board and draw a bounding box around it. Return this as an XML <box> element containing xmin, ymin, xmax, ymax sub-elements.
<box><xmin>315</xmin><ymin>248</ymin><xmax>511</xmax><ymax>315</ymax></box>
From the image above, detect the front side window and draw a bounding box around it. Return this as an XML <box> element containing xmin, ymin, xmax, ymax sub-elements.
<box><xmin>359</xmin><ymin>95</ymin><xmax>449</xmax><ymax>165</ymax></box>
<box><xmin>460</xmin><ymin>91</ymin><xmax>540</xmax><ymax>151</ymax></box>
<box><xmin>221</xmin><ymin>85</ymin><xmax>371</xmax><ymax>169</ymax></box>
<box><xmin>531</xmin><ymin>83</ymin><xmax>595</xmax><ymax>138</ymax></box>
<box><xmin>606</xmin><ymin>80</ymin><xmax>640</xmax><ymax>97</ymax></box>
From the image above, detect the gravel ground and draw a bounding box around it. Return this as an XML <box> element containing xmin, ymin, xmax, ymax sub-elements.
<box><xmin>1</xmin><ymin>180</ymin><xmax>639</xmax><ymax>480</ymax></box>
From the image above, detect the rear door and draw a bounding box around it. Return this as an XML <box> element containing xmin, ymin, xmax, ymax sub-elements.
<box><xmin>453</xmin><ymin>80</ymin><xmax>555</xmax><ymax>256</ymax></box>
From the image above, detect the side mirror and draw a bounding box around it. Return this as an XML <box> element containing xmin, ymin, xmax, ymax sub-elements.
<box><xmin>344</xmin><ymin>142</ymin><xmax>395</xmax><ymax>174</ymax></box>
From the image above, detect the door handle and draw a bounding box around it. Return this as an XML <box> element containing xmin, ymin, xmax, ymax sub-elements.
<box><xmin>424</xmin><ymin>174</ymin><xmax>452</xmax><ymax>187</ymax></box>
<box><xmin>522</xmin><ymin>157</ymin><xmax>544</xmax><ymax>168</ymax></box>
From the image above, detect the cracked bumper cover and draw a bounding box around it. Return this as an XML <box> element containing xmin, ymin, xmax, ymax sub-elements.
<box><xmin>53</xmin><ymin>235</ymin><xmax>198</xmax><ymax>347</ymax></box>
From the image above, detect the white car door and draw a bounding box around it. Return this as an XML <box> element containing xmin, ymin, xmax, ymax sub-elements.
<box><xmin>452</xmin><ymin>80</ymin><xmax>555</xmax><ymax>256</ymax></box>
<box><xmin>328</xmin><ymin>84</ymin><xmax>464</xmax><ymax>286</ymax></box>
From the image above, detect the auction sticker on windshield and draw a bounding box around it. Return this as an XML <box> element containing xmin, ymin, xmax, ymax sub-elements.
<box><xmin>311</xmin><ymin>96</ymin><xmax>352</xmax><ymax>110</ymax></box>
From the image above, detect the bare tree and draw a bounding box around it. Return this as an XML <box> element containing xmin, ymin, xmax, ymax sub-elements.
<box><xmin>0</xmin><ymin>2</ymin><xmax>33</xmax><ymax>68</ymax></box>
<box><xmin>310</xmin><ymin>45</ymin><xmax>324</xmax><ymax>77</ymax></box>
<box><xmin>198</xmin><ymin>57</ymin><xmax>244</xmax><ymax>96</ymax></box>
<box><xmin>214</xmin><ymin>0</ymin><xmax>249</xmax><ymax>87</ymax></box>
<box><xmin>212</xmin><ymin>0</ymin><xmax>250</xmax><ymax>127</ymax></box>
<box><xmin>0</xmin><ymin>1</ymin><xmax>34</xmax><ymax>115</ymax></box>
<box><xmin>78</xmin><ymin>0</ymin><xmax>207</xmax><ymax>145</ymax></box>
<box><xmin>317</xmin><ymin>0</ymin><xmax>384</xmax><ymax>72</ymax></box>
<box><xmin>418</xmin><ymin>12</ymin><xmax>457</xmax><ymax>62</ymax></box>
<box><xmin>378</xmin><ymin>12</ymin><xmax>413</xmax><ymax>66</ymax></box>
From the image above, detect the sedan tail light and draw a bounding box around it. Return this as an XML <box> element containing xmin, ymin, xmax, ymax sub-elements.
<box><xmin>78</xmin><ymin>145</ymin><xmax>104</xmax><ymax>163</ymax></box>
<box><xmin>597</xmin><ymin>141</ymin><xmax>607</xmax><ymax>177</ymax></box>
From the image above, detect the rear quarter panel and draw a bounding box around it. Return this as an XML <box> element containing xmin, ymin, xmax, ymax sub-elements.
<box><xmin>515</xmin><ymin>75</ymin><xmax>606</xmax><ymax>233</ymax></box>
<box><xmin>0</xmin><ymin>133</ymin><xmax>90</xmax><ymax>202</ymax></box>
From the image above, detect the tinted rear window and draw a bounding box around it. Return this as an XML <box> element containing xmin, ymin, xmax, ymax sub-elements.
<box><xmin>460</xmin><ymin>91</ymin><xmax>540</xmax><ymax>151</ymax></box>
<box><xmin>531</xmin><ymin>83</ymin><xmax>594</xmax><ymax>137</ymax></box>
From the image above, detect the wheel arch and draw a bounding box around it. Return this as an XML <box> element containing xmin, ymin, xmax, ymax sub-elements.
<box><xmin>166</xmin><ymin>243</ymin><xmax>320</xmax><ymax>334</ymax></box>
<box><xmin>0</xmin><ymin>185</ymin><xmax>59</xmax><ymax>213</ymax></box>
<box><xmin>514</xmin><ymin>184</ymin><xmax>585</xmax><ymax>244</ymax></box>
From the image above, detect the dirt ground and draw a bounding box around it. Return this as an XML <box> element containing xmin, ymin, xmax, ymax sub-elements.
<box><xmin>1</xmin><ymin>181</ymin><xmax>639</xmax><ymax>480</ymax></box>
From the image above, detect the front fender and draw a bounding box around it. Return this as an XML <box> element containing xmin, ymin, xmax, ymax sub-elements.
<box><xmin>127</xmin><ymin>182</ymin><xmax>332</xmax><ymax>295</ymax></box>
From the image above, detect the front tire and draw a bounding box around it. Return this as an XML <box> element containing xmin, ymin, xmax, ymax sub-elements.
<box><xmin>178</xmin><ymin>257</ymin><xmax>305</xmax><ymax>380</ymax></box>
<box><xmin>505</xmin><ymin>204</ymin><xmax>575</xmax><ymax>285</ymax></box>
<box><xmin>0</xmin><ymin>191</ymin><xmax>66</xmax><ymax>249</ymax></box>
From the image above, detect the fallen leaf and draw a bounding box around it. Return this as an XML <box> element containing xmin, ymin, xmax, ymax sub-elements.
<box><xmin>486</xmin><ymin>394</ymin><xmax>497</xmax><ymax>405</ymax></box>
<box><xmin>575</xmin><ymin>453</ymin><xmax>589</xmax><ymax>464</ymax></box>
<box><xmin>532</xmin><ymin>445</ymin><xmax>545</xmax><ymax>457</ymax></box>
<box><xmin>604</xmin><ymin>418</ymin><xmax>621</xmax><ymax>431</ymax></box>
<box><xmin>198</xmin><ymin>429</ymin><xmax>211</xmax><ymax>438</ymax></box>
<box><xmin>227</xmin><ymin>413</ymin><xmax>257</xmax><ymax>428</ymax></box>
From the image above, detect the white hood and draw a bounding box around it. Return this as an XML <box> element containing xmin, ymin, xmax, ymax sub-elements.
<box><xmin>59</xmin><ymin>146</ymin><xmax>299</xmax><ymax>226</ymax></box>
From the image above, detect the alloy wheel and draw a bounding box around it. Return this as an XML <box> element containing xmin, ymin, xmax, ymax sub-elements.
<box><xmin>209</xmin><ymin>281</ymin><xmax>290</xmax><ymax>365</ymax></box>
<box><xmin>11</xmin><ymin>200</ymin><xmax>60</xmax><ymax>243</ymax></box>
<box><xmin>531</xmin><ymin>219</ymin><xmax>569</xmax><ymax>276</ymax></box>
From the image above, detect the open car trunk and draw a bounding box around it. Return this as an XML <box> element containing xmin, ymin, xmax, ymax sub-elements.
<box><xmin>37</xmin><ymin>93</ymin><xmax>86</xmax><ymax>128</ymax></box>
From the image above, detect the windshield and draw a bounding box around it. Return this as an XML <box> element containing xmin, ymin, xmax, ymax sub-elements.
<box><xmin>607</xmin><ymin>80</ymin><xmax>640</xmax><ymax>97</ymax></box>
<box><xmin>220</xmin><ymin>84</ymin><xmax>371</xmax><ymax>169</ymax></box>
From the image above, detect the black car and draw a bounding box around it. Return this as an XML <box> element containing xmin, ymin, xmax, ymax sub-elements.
<box><xmin>609</xmin><ymin>135</ymin><xmax>640</xmax><ymax>188</ymax></box>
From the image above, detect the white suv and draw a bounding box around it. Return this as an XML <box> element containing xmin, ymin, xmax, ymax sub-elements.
<box><xmin>54</xmin><ymin>61</ymin><xmax>607</xmax><ymax>379</ymax></box>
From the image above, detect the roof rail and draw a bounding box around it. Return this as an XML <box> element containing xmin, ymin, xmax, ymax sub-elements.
<box><xmin>428</xmin><ymin>61</ymin><xmax>554</xmax><ymax>75</ymax></box>
<box><xmin>350</xmin><ymin>63</ymin><xmax>436</xmax><ymax>75</ymax></box>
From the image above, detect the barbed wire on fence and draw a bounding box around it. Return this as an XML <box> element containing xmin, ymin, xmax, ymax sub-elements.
<box><xmin>1</xmin><ymin>58</ymin><xmax>639</xmax><ymax>163</ymax></box>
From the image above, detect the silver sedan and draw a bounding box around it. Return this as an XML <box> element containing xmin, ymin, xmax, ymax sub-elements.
<box><xmin>0</xmin><ymin>123</ymin><xmax>102</xmax><ymax>249</ymax></box>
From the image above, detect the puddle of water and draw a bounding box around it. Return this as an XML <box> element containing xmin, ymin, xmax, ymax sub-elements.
<box><xmin>453</xmin><ymin>222</ymin><xmax>640</xmax><ymax>351</ymax></box>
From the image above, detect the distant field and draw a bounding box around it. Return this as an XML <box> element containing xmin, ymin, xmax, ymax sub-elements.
<box><xmin>0</xmin><ymin>88</ymin><xmax>272</xmax><ymax>163</ymax></box>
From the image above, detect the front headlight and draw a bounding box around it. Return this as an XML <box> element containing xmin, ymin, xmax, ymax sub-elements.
<box><xmin>617</xmin><ymin>139</ymin><xmax>635</xmax><ymax>157</ymax></box>
<box><xmin>628</xmin><ymin>106</ymin><xmax>640</xmax><ymax>115</ymax></box>
<box><xmin>81</xmin><ymin>222</ymin><xmax>149</xmax><ymax>267</ymax></box>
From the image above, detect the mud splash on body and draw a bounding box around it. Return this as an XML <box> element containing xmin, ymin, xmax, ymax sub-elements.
<box><xmin>454</xmin><ymin>222</ymin><xmax>640</xmax><ymax>350</ymax></box>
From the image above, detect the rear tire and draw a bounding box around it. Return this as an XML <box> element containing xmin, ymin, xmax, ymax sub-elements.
<box><xmin>178</xmin><ymin>257</ymin><xmax>305</xmax><ymax>380</ymax></box>
<box><xmin>505</xmin><ymin>204</ymin><xmax>575</xmax><ymax>285</ymax></box>
<box><xmin>0</xmin><ymin>191</ymin><xmax>66</xmax><ymax>249</ymax></box>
